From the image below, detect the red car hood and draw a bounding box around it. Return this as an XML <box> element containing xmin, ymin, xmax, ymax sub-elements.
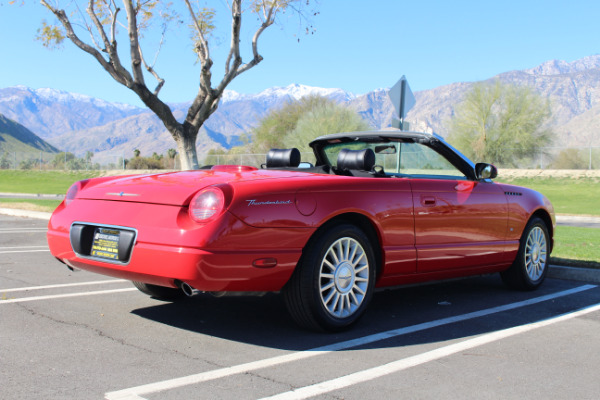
<box><xmin>77</xmin><ymin>167</ymin><xmax>303</xmax><ymax>206</ymax></box>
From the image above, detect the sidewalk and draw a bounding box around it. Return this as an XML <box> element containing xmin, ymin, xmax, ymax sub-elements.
<box><xmin>556</xmin><ymin>214</ymin><xmax>600</xmax><ymax>228</ymax></box>
<box><xmin>0</xmin><ymin>192</ymin><xmax>64</xmax><ymax>199</ymax></box>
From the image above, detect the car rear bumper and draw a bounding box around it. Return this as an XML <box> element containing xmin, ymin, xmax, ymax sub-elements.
<box><xmin>48</xmin><ymin>228</ymin><xmax>301</xmax><ymax>292</ymax></box>
<box><xmin>46</xmin><ymin>199</ymin><xmax>309</xmax><ymax>292</ymax></box>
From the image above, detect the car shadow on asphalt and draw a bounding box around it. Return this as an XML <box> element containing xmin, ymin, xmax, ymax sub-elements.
<box><xmin>130</xmin><ymin>274</ymin><xmax>600</xmax><ymax>352</ymax></box>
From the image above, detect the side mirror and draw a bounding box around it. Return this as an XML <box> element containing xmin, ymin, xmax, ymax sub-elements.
<box><xmin>475</xmin><ymin>163</ymin><xmax>498</xmax><ymax>180</ymax></box>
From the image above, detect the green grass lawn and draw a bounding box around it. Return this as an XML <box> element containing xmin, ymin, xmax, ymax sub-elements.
<box><xmin>496</xmin><ymin>176</ymin><xmax>600</xmax><ymax>216</ymax></box>
<box><xmin>551</xmin><ymin>225</ymin><xmax>600</xmax><ymax>268</ymax></box>
<box><xmin>0</xmin><ymin>170</ymin><xmax>101</xmax><ymax>195</ymax></box>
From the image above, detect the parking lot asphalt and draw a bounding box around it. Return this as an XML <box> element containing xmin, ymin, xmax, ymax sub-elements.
<box><xmin>2</xmin><ymin>213</ymin><xmax>600</xmax><ymax>400</ymax></box>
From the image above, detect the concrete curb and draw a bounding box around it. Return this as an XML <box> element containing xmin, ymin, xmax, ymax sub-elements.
<box><xmin>0</xmin><ymin>192</ymin><xmax>64</xmax><ymax>199</ymax></box>
<box><xmin>0</xmin><ymin>208</ymin><xmax>51</xmax><ymax>220</ymax></box>
<box><xmin>548</xmin><ymin>265</ymin><xmax>600</xmax><ymax>284</ymax></box>
<box><xmin>557</xmin><ymin>215</ymin><xmax>600</xmax><ymax>224</ymax></box>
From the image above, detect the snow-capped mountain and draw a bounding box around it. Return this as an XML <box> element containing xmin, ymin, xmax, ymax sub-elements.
<box><xmin>524</xmin><ymin>55</ymin><xmax>600</xmax><ymax>76</ymax></box>
<box><xmin>221</xmin><ymin>84</ymin><xmax>356</xmax><ymax>104</ymax></box>
<box><xmin>2</xmin><ymin>55</ymin><xmax>600</xmax><ymax>165</ymax></box>
<box><xmin>0</xmin><ymin>86</ymin><xmax>144</xmax><ymax>139</ymax></box>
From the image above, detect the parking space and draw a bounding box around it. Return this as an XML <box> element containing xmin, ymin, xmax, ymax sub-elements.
<box><xmin>2</xmin><ymin>214</ymin><xmax>600</xmax><ymax>400</ymax></box>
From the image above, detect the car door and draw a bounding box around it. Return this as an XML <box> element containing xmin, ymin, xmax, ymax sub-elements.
<box><xmin>399</xmin><ymin>142</ymin><xmax>510</xmax><ymax>272</ymax></box>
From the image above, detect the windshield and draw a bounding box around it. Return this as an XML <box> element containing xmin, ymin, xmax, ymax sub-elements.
<box><xmin>321</xmin><ymin>139</ymin><xmax>467</xmax><ymax>179</ymax></box>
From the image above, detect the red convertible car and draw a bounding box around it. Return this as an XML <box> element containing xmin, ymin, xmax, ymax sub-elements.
<box><xmin>47</xmin><ymin>130</ymin><xmax>554</xmax><ymax>331</ymax></box>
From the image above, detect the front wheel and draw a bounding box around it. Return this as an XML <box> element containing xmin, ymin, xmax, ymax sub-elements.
<box><xmin>501</xmin><ymin>217</ymin><xmax>550</xmax><ymax>290</ymax></box>
<box><xmin>283</xmin><ymin>223</ymin><xmax>377</xmax><ymax>331</ymax></box>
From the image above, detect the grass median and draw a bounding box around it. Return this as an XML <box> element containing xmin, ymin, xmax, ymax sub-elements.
<box><xmin>551</xmin><ymin>226</ymin><xmax>600</xmax><ymax>269</ymax></box>
<box><xmin>0</xmin><ymin>170</ymin><xmax>101</xmax><ymax>194</ymax></box>
<box><xmin>497</xmin><ymin>176</ymin><xmax>600</xmax><ymax>216</ymax></box>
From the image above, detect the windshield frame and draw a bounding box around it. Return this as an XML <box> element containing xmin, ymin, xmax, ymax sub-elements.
<box><xmin>310</xmin><ymin>130</ymin><xmax>477</xmax><ymax>180</ymax></box>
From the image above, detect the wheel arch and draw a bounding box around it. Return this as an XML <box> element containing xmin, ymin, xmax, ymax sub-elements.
<box><xmin>303</xmin><ymin>212</ymin><xmax>384</xmax><ymax>279</ymax></box>
<box><xmin>529</xmin><ymin>209</ymin><xmax>554</xmax><ymax>254</ymax></box>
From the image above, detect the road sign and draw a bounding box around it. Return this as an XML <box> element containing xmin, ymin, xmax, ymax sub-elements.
<box><xmin>389</xmin><ymin>76</ymin><xmax>415</xmax><ymax>130</ymax></box>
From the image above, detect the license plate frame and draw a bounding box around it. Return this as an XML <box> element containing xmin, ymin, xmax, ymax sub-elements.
<box><xmin>90</xmin><ymin>227</ymin><xmax>122</xmax><ymax>261</ymax></box>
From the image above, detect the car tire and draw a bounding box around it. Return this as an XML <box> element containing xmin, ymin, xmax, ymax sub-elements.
<box><xmin>132</xmin><ymin>281</ymin><xmax>185</xmax><ymax>300</ymax></box>
<box><xmin>283</xmin><ymin>223</ymin><xmax>376</xmax><ymax>332</ymax></box>
<box><xmin>500</xmin><ymin>217</ymin><xmax>550</xmax><ymax>290</ymax></box>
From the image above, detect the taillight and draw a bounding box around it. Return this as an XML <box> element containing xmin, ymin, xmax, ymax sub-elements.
<box><xmin>189</xmin><ymin>187</ymin><xmax>226</xmax><ymax>223</ymax></box>
<box><xmin>65</xmin><ymin>181</ymin><xmax>84</xmax><ymax>206</ymax></box>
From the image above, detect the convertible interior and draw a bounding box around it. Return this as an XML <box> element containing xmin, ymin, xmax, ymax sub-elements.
<box><xmin>264</xmin><ymin>147</ymin><xmax>386</xmax><ymax>177</ymax></box>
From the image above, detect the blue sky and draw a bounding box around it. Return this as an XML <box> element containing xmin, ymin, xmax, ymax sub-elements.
<box><xmin>0</xmin><ymin>0</ymin><xmax>598</xmax><ymax>106</ymax></box>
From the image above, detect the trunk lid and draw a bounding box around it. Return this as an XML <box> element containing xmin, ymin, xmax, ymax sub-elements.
<box><xmin>76</xmin><ymin>167</ymin><xmax>303</xmax><ymax>206</ymax></box>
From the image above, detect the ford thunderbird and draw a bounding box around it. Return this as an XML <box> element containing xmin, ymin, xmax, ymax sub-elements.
<box><xmin>47</xmin><ymin>130</ymin><xmax>555</xmax><ymax>331</ymax></box>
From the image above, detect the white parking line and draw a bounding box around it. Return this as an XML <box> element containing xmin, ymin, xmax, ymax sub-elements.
<box><xmin>0</xmin><ymin>279</ymin><xmax>128</xmax><ymax>293</ymax></box>
<box><xmin>0</xmin><ymin>245</ymin><xmax>49</xmax><ymax>254</ymax></box>
<box><xmin>261</xmin><ymin>301</ymin><xmax>600</xmax><ymax>400</ymax></box>
<box><xmin>0</xmin><ymin>228</ymin><xmax>47</xmax><ymax>233</ymax></box>
<box><xmin>0</xmin><ymin>246</ymin><xmax>48</xmax><ymax>249</ymax></box>
<box><xmin>0</xmin><ymin>228</ymin><xmax>47</xmax><ymax>230</ymax></box>
<box><xmin>0</xmin><ymin>288</ymin><xmax>138</xmax><ymax>304</ymax></box>
<box><xmin>0</xmin><ymin>249</ymin><xmax>49</xmax><ymax>254</ymax></box>
<box><xmin>104</xmin><ymin>284</ymin><xmax>597</xmax><ymax>400</ymax></box>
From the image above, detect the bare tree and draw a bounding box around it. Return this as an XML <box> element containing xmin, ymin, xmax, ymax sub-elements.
<box><xmin>38</xmin><ymin>0</ymin><xmax>316</xmax><ymax>170</ymax></box>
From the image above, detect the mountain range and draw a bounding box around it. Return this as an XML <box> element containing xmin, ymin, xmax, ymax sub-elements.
<box><xmin>0</xmin><ymin>113</ymin><xmax>59</xmax><ymax>156</ymax></box>
<box><xmin>1</xmin><ymin>55</ymin><xmax>599</xmax><ymax>165</ymax></box>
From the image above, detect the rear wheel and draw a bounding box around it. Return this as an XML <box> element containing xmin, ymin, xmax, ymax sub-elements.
<box><xmin>501</xmin><ymin>217</ymin><xmax>550</xmax><ymax>290</ymax></box>
<box><xmin>283</xmin><ymin>223</ymin><xmax>376</xmax><ymax>331</ymax></box>
<box><xmin>132</xmin><ymin>281</ymin><xmax>185</xmax><ymax>300</ymax></box>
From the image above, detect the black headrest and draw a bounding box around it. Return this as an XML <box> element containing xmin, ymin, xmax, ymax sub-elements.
<box><xmin>337</xmin><ymin>148</ymin><xmax>376</xmax><ymax>171</ymax></box>
<box><xmin>266</xmin><ymin>148</ymin><xmax>301</xmax><ymax>168</ymax></box>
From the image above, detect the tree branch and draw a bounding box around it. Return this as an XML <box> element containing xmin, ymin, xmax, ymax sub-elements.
<box><xmin>138</xmin><ymin>43</ymin><xmax>165</xmax><ymax>95</ymax></box>
<box><xmin>122</xmin><ymin>0</ymin><xmax>145</xmax><ymax>85</ymax></box>
<box><xmin>235</xmin><ymin>0</ymin><xmax>277</xmax><ymax>76</ymax></box>
<box><xmin>72</xmin><ymin>2</ymin><xmax>102</xmax><ymax>51</ymax></box>
<box><xmin>184</xmin><ymin>0</ymin><xmax>213</xmax><ymax>95</ymax></box>
<box><xmin>85</xmin><ymin>0</ymin><xmax>130</xmax><ymax>84</ymax></box>
<box><xmin>40</xmin><ymin>0</ymin><xmax>132</xmax><ymax>87</ymax></box>
<box><xmin>109</xmin><ymin>0</ymin><xmax>119</xmax><ymax>45</ymax></box>
<box><xmin>86</xmin><ymin>0</ymin><xmax>112</xmax><ymax>52</ymax></box>
<box><xmin>225</xmin><ymin>0</ymin><xmax>242</xmax><ymax>75</ymax></box>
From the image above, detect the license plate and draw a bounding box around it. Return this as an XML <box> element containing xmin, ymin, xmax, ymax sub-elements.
<box><xmin>90</xmin><ymin>228</ymin><xmax>121</xmax><ymax>261</ymax></box>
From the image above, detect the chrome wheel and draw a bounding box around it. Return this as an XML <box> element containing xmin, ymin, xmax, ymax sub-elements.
<box><xmin>319</xmin><ymin>237</ymin><xmax>370</xmax><ymax>318</ymax></box>
<box><xmin>283</xmin><ymin>223</ymin><xmax>376</xmax><ymax>331</ymax></box>
<box><xmin>501</xmin><ymin>217</ymin><xmax>550</xmax><ymax>291</ymax></box>
<box><xmin>524</xmin><ymin>226</ymin><xmax>547</xmax><ymax>281</ymax></box>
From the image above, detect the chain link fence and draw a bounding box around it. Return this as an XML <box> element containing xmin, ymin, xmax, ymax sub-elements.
<box><xmin>202</xmin><ymin>152</ymin><xmax>317</xmax><ymax>168</ymax></box>
<box><xmin>0</xmin><ymin>152</ymin><xmax>170</xmax><ymax>171</ymax></box>
<box><xmin>0</xmin><ymin>152</ymin><xmax>99</xmax><ymax>171</ymax></box>
<box><xmin>1</xmin><ymin>147</ymin><xmax>598</xmax><ymax>171</ymax></box>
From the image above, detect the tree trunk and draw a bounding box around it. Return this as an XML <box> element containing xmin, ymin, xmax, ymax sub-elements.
<box><xmin>174</xmin><ymin>131</ymin><xmax>200</xmax><ymax>170</ymax></box>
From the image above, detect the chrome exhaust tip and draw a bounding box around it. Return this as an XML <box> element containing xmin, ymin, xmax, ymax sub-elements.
<box><xmin>178</xmin><ymin>281</ymin><xmax>199</xmax><ymax>297</ymax></box>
